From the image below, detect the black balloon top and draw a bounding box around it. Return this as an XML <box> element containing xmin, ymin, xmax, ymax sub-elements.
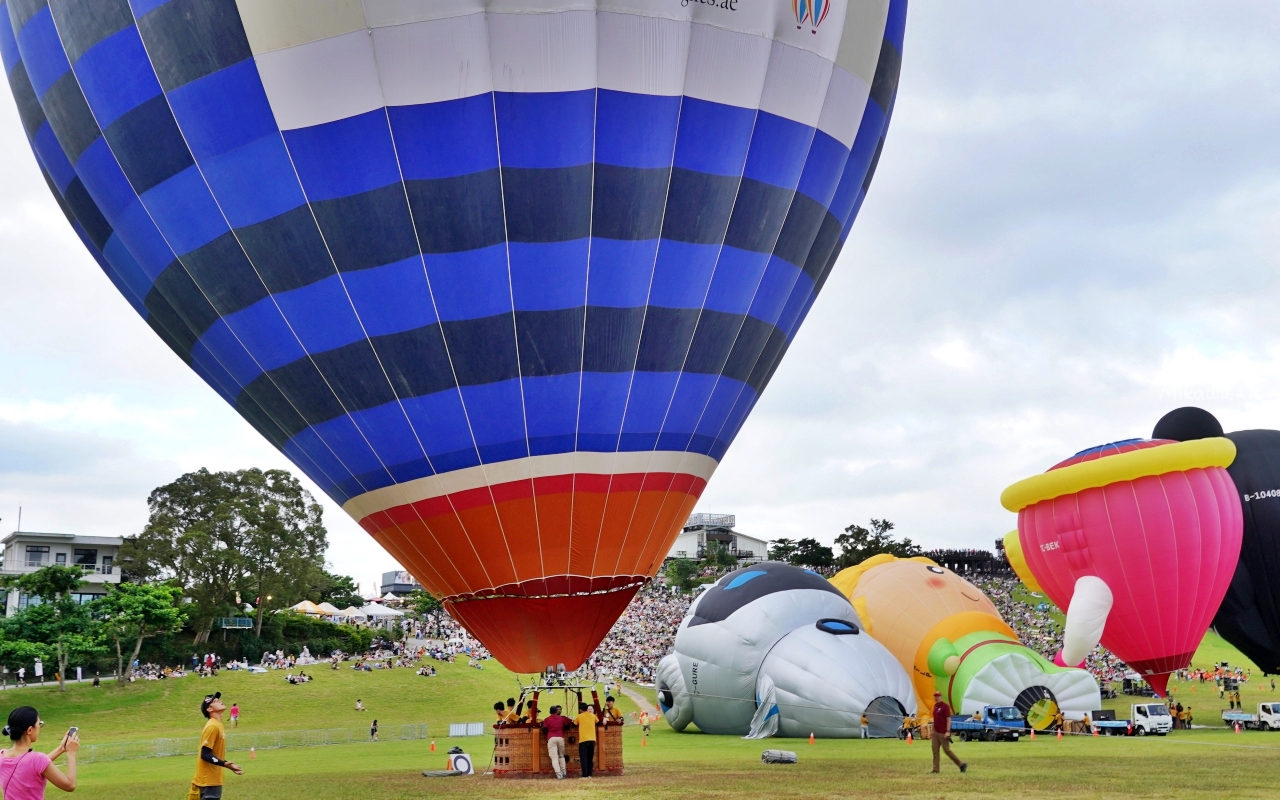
<box><xmin>1152</xmin><ymin>406</ymin><xmax>1224</xmax><ymax>442</ymax></box>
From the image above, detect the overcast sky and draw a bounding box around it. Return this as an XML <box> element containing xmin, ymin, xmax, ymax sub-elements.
<box><xmin>3</xmin><ymin>1</ymin><xmax>1279</xmax><ymax>593</ymax></box>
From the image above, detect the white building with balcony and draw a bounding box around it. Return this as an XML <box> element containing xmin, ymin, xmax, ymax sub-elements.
<box><xmin>0</xmin><ymin>531</ymin><xmax>124</xmax><ymax>615</ymax></box>
<box><xmin>665</xmin><ymin>513</ymin><xmax>770</xmax><ymax>564</ymax></box>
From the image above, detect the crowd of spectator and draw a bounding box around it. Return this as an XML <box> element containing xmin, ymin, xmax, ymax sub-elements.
<box><xmin>128</xmin><ymin>662</ymin><xmax>187</xmax><ymax>681</ymax></box>
<box><xmin>584</xmin><ymin>586</ymin><xmax>691</xmax><ymax>685</ymax></box>
<box><xmin>407</xmin><ymin>617</ymin><xmax>492</xmax><ymax>661</ymax></box>
<box><xmin>974</xmin><ymin>575</ymin><xmax>1130</xmax><ymax>683</ymax></box>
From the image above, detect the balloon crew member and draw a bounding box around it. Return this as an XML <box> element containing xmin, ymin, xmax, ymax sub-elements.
<box><xmin>494</xmin><ymin>701</ymin><xmax>508</xmax><ymax>725</ymax></box>
<box><xmin>0</xmin><ymin>706</ymin><xmax>78</xmax><ymax>797</ymax></box>
<box><xmin>192</xmin><ymin>692</ymin><xmax>242</xmax><ymax>800</ymax></box>
<box><xmin>574</xmin><ymin>702</ymin><xmax>598</xmax><ymax>779</ymax></box>
<box><xmin>930</xmin><ymin>692</ymin><xmax>967</xmax><ymax>774</ymax></box>
<box><xmin>603</xmin><ymin>696</ymin><xmax>624</xmax><ymax>726</ymax></box>
<box><xmin>504</xmin><ymin>698</ymin><xmax>520</xmax><ymax>724</ymax></box>
<box><xmin>540</xmin><ymin>705</ymin><xmax>571</xmax><ymax>780</ymax></box>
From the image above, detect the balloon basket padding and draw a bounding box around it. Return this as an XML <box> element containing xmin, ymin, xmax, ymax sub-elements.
<box><xmin>492</xmin><ymin>724</ymin><xmax>624</xmax><ymax>779</ymax></box>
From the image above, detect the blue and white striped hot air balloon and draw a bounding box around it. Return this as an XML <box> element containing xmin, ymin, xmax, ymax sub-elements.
<box><xmin>2</xmin><ymin>0</ymin><xmax>906</xmax><ymax>672</ymax></box>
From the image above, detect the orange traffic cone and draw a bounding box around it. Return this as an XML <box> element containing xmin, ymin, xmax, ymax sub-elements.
<box><xmin>249</xmin><ymin>747</ymin><xmax>256</xmax><ymax>760</ymax></box>
<box><xmin>1030</xmin><ymin>729</ymin><xmax>1036</xmax><ymax>740</ymax></box>
<box><xmin>430</xmin><ymin>740</ymin><xmax>436</xmax><ymax>752</ymax></box>
<box><xmin>641</xmin><ymin>737</ymin><xmax>647</xmax><ymax>747</ymax></box>
<box><xmin>809</xmin><ymin>732</ymin><xmax>815</xmax><ymax>745</ymax></box>
<box><xmin>906</xmin><ymin>732</ymin><xmax>913</xmax><ymax>744</ymax></box>
<box><xmin>1092</xmin><ymin>727</ymin><xmax>1098</xmax><ymax>737</ymax></box>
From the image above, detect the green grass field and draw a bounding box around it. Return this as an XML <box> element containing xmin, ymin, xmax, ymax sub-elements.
<box><xmin>0</xmin><ymin>631</ymin><xmax>1277</xmax><ymax>799</ymax></box>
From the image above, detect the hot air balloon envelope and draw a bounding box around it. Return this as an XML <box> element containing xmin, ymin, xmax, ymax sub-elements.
<box><xmin>1154</xmin><ymin>408</ymin><xmax>1280</xmax><ymax>674</ymax></box>
<box><xmin>1002</xmin><ymin>438</ymin><xmax>1243</xmax><ymax>696</ymax></box>
<box><xmin>3</xmin><ymin>0</ymin><xmax>905</xmax><ymax>671</ymax></box>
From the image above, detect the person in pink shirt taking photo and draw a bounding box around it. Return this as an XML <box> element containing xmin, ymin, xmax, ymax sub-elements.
<box><xmin>0</xmin><ymin>706</ymin><xmax>78</xmax><ymax>798</ymax></box>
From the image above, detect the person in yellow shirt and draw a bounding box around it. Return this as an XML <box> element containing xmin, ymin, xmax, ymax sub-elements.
<box><xmin>504</xmin><ymin>698</ymin><xmax>521</xmax><ymax>724</ymax></box>
<box><xmin>573</xmin><ymin>702</ymin><xmax>598</xmax><ymax>779</ymax></box>
<box><xmin>603</xmin><ymin>696</ymin><xmax>624</xmax><ymax>725</ymax></box>
<box><xmin>494</xmin><ymin>701</ymin><xmax>508</xmax><ymax>725</ymax></box>
<box><xmin>190</xmin><ymin>692</ymin><xmax>241</xmax><ymax>800</ymax></box>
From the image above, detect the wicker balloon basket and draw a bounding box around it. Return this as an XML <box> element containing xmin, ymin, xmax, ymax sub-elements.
<box><xmin>492</xmin><ymin>724</ymin><xmax>624</xmax><ymax>779</ymax></box>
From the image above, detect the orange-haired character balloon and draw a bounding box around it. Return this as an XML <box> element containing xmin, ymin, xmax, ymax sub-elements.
<box><xmin>1002</xmin><ymin>438</ymin><xmax>1243</xmax><ymax>696</ymax></box>
<box><xmin>830</xmin><ymin>555</ymin><xmax>1099</xmax><ymax>726</ymax></box>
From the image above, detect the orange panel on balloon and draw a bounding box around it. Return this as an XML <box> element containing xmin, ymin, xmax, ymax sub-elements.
<box><xmin>361</xmin><ymin>470</ymin><xmax>704</xmax><ymax>668</ymax></box>
<box><xmin>360</xmin><ymin>471</ymin><xmax>706</xmax><ymax>601</ymax></box>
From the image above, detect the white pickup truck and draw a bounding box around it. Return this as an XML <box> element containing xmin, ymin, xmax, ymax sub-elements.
<box><xmin>1093</xmin><ymin>704</ymin><xmax>1173</xmax><ymax>736</ymax></box>
<box><xmin>1222</xmin><ymin>703</ymin><xmax>1280</xmax><ymax>731</ymax></box>
<box><xmin>1130</xmin><ymin>703</ymin><xmax>1174</xmax><ymax>735</ymax></box>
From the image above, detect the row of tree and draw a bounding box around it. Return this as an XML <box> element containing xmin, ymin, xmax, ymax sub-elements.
<box><xmin>660</xmin><ymin>520</ymin><xmax>922</xmax><ymax>591</ymax></box>
<box><xmin>0</xmin><ymin>468</ymin><xmax>386</xmax><ymax>689</ymax></box>
<box><xmin>769</xmin><ymin>519</ymin><xmax>922</xmax><ymax>569</ymax></box>
<box><xmin>0</xmin><ymin>566</ymin><xmax>183</xmax><ymax>689</ymax></box>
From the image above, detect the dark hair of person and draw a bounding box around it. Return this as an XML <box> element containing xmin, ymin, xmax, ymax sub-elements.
<box><xmin>579</xmin><ymin>702</ymin><xmax>589</xmax><ymax>712</ymax></box>
<box><xmin>606</xmin><ymin>696</ymin><xmax>615</xmax><ymax>702</ymax></box>
<box><xmin>507</xmin><ymin>697</ymin><xmax>516</xmax><ymax>706</ymax></box>
<box><xmin>3</xmin><ymin>707</ymin><xmax>37</xmax><ymax>740</ymax></box>
<box><xmin>494</xmin><ymin>701</ymin><xmax>506</xmax><ymax>711</ymax></box>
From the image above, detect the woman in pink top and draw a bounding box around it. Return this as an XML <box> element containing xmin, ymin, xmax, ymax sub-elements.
<box><xmin>0</xmin><ymin>706</ymin><xmax>78</xmax><ymax>798</ymax></box>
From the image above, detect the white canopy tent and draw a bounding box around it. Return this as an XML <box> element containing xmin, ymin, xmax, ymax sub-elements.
<box><xmin>358</xmin><ymin>603</ymin><xmax>404</xmax><ymax>631</ymax></box>
<box><xmin>359</xmin><ymin>604</ymin><xmax>404</xmax><ymax>618</ymax></box>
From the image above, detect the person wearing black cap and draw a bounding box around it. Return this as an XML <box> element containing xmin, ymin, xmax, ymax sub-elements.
<box><xmin>0</xmin><ymin>705</ymin><xmax>78</xmax><ymax>797</ymax></box>
<box><xmin>190</xmin><ymin>692</ymin><xmax>241</xmax><ymax>799</ymax></box>
<box><xmin>603</xmin><ymin>696</ymin><xmax>624</xmax><ymax>726</ymax></box>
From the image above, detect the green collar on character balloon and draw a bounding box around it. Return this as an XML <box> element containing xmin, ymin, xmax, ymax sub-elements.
<box><xmin>928</xmin><ymin>630</ymin><xmax>1065</xmax><ymax>709</ymax></box>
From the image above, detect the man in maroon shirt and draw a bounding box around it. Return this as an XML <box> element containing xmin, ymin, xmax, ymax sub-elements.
<box><xmin>541</xmin><ymin>705</ymin><xmax>572</xmax><ymax>780</ymax></box>
<box><xmin>931</xmin><ymin>691</ymin><xmax>967</xmax><ymax>774</ymax></box>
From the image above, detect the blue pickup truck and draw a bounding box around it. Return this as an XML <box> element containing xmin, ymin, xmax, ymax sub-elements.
<box><xmin>949</xmin><ymin>706</ymin><xmax>1026</xmax><ymax>742</ymax></box>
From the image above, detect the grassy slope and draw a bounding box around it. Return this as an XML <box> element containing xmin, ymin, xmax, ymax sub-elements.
<box><xmin>72</xmin><ymin>712</ymin><xmax>1280</xmax><ymax>800</ymax></box>
<box><xmin>9</xmin><ymin>633</ymin><xmax>1279</xmax><ymax>799</ymax></box>
<box><xmin>3</xmin><ymin>659</ymin><xmax>636</xmax><ymax>744</ymax></box>
<box><xmin>7</xmin><ymin>601</ymin><xmax>1280</xmax><ymax>799</ymax></box>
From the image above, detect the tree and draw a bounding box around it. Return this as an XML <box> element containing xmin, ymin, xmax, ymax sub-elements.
<box><xmin>768</xmin><ymin>538</ymin><xmax>798</xmax><ymax>563</ymax></box>
<box><xmin>0</xmin><ymin>634</ymin><xmax>51</xmax><ymax>684</ymax></box>
<box><xmin>310</xmin><ymin>571</ymin><xmax>363</xmax><ymax>610</ymax></box>
<box><xmin>406</xmin><ymin>590</ymin><xmax>444</xmax><ymax>639</ymax></box>
<box><xmin>664</xmin><ymin>559</ymin><xmax>699</xmax><ymax>592</ymax></box>
<box><xmin>236</xmin><ymin>470</ymin><xmax>327</xmax><ymax>637</ymax></box>
<box><xmin>788</xmin><ymin>538</ymin><xmax>835</xmax><ymax>568</ymax></box>
<box><xmin>91</xmin><ymin>582</ymin><xmax>185</xmax><ymax>683</ymax></box>
<box><xmin>702</xmin><ymin>541</ymin><xmax>738</xmax><ymax>570</ymax></box>
<box><xmin>835</xmin><ymin>519</ymin><xmax>921</xmax><ymax>568</ymax></box>
<box><xmin>121</xmin><ymin>468</ymin><xmax>328</xmax><ymax>642</ymax></box>
<box><xmin>0</xmin><ymin>566</ymin><xmax>103</xmax><ymax>691</ymax></box>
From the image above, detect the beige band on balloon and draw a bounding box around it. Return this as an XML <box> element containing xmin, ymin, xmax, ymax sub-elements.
<box><xmin>1000</xmin><ymin>437</ymin><xmax>1236</xmax><ymax>512</ymax></box>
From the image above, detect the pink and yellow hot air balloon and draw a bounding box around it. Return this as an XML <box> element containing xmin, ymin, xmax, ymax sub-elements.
<box><xmin>1001</xmin><ymin>438</ymin><xmax>1243</xmax><ymax>697</ymax></box>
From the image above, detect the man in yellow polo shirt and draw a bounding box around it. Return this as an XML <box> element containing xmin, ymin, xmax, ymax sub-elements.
<box><xmin>190</xmin><ymin>692</ymin><xmax>242</xmax><ymax>799</ymax></box>
<box><xmin>574</xmin><ymin>702</ymin><xmax>598</xmax><ymax>779</ymax></box>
